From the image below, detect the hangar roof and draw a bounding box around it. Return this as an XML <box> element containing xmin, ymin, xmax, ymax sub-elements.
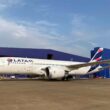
<box><xmin>0</xmin><ymin>47</ymin><xmax>90</xmax><ymax>62</ymax></box>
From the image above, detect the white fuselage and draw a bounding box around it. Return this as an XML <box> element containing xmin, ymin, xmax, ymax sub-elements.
<box><xmin>0</xmin><ymin>57</ymin><xmax>101</xmax><ymax>79</ymax></box>
<box><xmin>0</xmin><ymin>57</ymin><xmax>87</xmax><ymax>74</ymax></box>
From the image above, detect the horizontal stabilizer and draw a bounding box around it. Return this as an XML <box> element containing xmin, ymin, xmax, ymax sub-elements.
<box><xmin>98</xmin><ymin>65</ymin><xmax>110</xmax><ymax>71</ymax></box>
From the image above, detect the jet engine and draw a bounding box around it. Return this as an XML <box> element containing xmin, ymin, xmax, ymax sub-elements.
<box><xmin>44</xmin><ymin>67</ymin><xmax>68</xmax><ymax>79</ymax></box>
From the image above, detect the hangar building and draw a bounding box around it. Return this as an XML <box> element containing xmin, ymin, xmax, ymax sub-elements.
<box><xmin>0</xmin><ymin>47</ymin><xmax>89</xmax><ymax>62</ymax></box>
<box><xmin>91</xmin><ymin>47</ymin><xmax>110</xmax><ymax>78</ymax></box>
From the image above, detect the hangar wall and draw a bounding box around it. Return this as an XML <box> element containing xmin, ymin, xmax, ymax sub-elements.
<box><xmin>0</xmin><ymin>47</ymin><xmax>90</xmax><ymax>62</ymax></box>
<box><xmin>91</xmin><ymin>47</ymin><xmax>110</xmax><ymax>78</ymax></box>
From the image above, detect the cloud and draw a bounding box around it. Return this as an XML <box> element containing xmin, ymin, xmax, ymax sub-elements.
<box><xmin>0</xmin><ymin>0</ymin><xmax>23</xmax><ymax>10</ymax></box>
<box><xmin>0</xmin><ymin>0</ymin><xmax>108</xmax><ymax>58</ymax></box>
<box><xmin>72</xmin><ymin>14</ymin><xmax>93</xmax><ymax>40</ymax></box>
<box><xmin>36</xmin><ymin>20</ymin><xmax>58</xmax><ymax>27</ymax></box>
<box><xmin>0</xmin><ymin>14</ymin><xmax>101</xmax><ymax>57</ymax></box>
<box><xmin>0</xmin><ymin>16</ymin><xmax>91</xmax><ymax>57</ymax></box>
<box><xmin>67</xmin><ymin>14</ymin><xmax>99</xmax><ymax>56</ymax></box>
<box><xmin>0</xmin><ymin>17</ymin><xmax>66</xmax><ymax>52</ymax></box>
<box><xmin>0</xmin><ymin>3</ymin><xmax>7</xmax><ymax>10</ymax></box>
<box><xmin>72</xmin><ymin>14</ymin><xmax>87</xmax><ymax>28</ymax></box>
<box><xmin>69</xmin><ymin>14</ymin><xmax>110</xmax><ymax>56</ymax></box>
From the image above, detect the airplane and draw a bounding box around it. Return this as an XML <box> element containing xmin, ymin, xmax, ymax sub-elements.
<box><xmin>0</xmin><ymin>47</ymin><xmax>109</xmax><ymax>80</ymax></box>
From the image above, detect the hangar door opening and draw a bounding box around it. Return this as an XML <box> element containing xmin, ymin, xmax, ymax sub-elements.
<box><xmin>0</xmin><ymin>55</ymin><xmax>9</xmax><ymax>57</ymax></box>
<box><xmin>47</xmin><ymin>54</ymin><xmax>53</xmax><ymax>60</ymax></box>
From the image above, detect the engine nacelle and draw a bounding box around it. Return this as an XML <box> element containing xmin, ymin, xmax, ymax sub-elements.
<box><xmin>45</xmin><ymin>67</ymin><xmax>67</xmax><ymax>79</ymax></box>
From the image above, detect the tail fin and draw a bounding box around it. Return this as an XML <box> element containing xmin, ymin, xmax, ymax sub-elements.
<box><xmin>88</xmin><ymin>47</ymin><xmax>104</xmax><ymax>73</ymax></box>
<box><xmin>90</xmin><ymin>47</ymin><xmax>104</xmax><ymax>62</ymax></box>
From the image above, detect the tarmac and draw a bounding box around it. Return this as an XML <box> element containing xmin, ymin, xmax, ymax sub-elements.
<box><xmin>0</xmin><ymin>79</ymin><xmax>110</xmax><ymax>110</ymax></box>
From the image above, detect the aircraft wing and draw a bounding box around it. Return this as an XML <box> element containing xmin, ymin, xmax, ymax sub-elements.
<box><xmin>67</xmin><ymin>59</ymin><xmax>110</xmax><ymax>69</ymax></box>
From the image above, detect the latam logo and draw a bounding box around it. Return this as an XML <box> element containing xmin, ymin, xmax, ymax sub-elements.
<box><xmin>7</xmin><ymin>58</ymin><xmax>13</xmax><ymax>62</ymax></box>
<box><xmin>95</xmin><ymin>56</ymin><xmax>102</xmax><ymax>61</ymax></box>
<box><xmin>97</xmin><ymin>48</ymin><xmax>104</xmax><ymax>53</ymax></box>
<box><xmin>7</xmin><ymin>58</ymin><xmax>33</xmax><ymax>64</ymax></box>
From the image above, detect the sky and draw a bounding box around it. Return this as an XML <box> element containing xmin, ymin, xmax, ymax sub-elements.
<box><xmin>0</xmin><ymin>0</ymin><xmax>110</xmax><ymax>57</ymax></box>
